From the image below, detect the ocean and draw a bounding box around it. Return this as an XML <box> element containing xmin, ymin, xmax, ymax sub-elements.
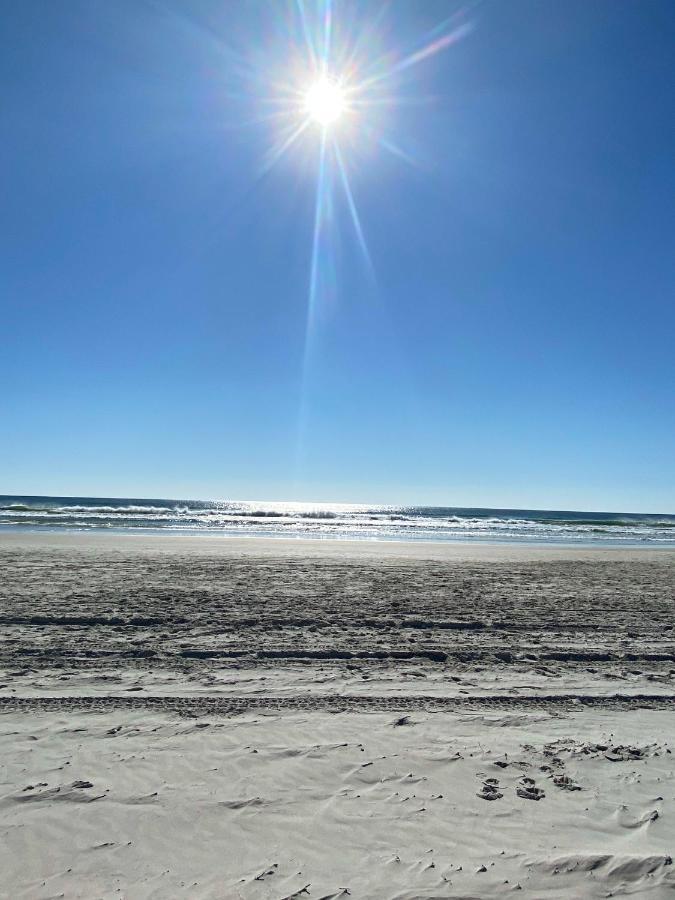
<box><xmin>1</xmin><ymin>495</ymin><xmax>674</xmax><ymax>546</ymax></box>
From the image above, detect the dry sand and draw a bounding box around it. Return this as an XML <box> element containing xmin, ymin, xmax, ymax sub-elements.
<box><xmin>1</xmin><ymin>532</ymin><xmax>675</xmax><ymax>898</ymax></box>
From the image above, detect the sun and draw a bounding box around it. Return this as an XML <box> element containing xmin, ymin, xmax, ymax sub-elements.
<box><xmin>304</xmin><ymin>77</ymin><xmax>346</xmax><ymax>127</ymax></box>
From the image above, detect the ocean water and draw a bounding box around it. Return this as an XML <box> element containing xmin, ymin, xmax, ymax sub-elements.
<box><xmin>1</xmin><ymin>495</ymin><xmax>674</xmax><ymax>546</ymax></box>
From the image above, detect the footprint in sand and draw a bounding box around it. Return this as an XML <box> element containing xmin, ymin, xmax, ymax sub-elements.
<box><xmin>553</xmin><ymin>774</ymin><xmax>582</xmax><ymax>791</ymax></box>
<box><xmin>516</xmin><ymin>777</ymin><xmax>545</xmax><ymax>801</ymax></box>
<box><xmin>477</xmin><ymin>777</ymin><xmax>503</xmax><ymax>801</ymax></box>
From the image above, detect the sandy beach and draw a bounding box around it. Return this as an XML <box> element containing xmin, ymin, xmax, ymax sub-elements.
<box><xmin>1</xmin><ymin>532</ymin><xmax>675</xmax><ymax>898</ymax></box>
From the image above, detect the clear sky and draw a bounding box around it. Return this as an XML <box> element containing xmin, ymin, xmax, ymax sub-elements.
<box><xmin>2</xmin><ymin>0</ymin><xmax>674</xmax><ymax>512</ymax></box>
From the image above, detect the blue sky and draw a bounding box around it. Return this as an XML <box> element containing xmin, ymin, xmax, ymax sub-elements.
<box><xmin>2</xmin><ymin>0</ymin><xmax>674</xmax><ymax>512</ymax></box>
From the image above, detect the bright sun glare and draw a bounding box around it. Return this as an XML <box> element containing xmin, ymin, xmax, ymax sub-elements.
<box><xmin>259</xmin><ymin>4</ymin><xmax>473</xmax><ymax>307</ymax></box>
<box><xmin>304</xmin><ymin>77</ymin><xmax>346</xmax><ymax>127</ymax></box>
<box><xmin>257</xmin><ymin>3</ymin><xmax>473</xmax><ymax>472</ymax></box>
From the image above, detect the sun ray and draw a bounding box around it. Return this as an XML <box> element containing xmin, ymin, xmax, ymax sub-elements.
<box><xmin>321</xmin><ymin>0</ymin><xmax>333</xmax><ymax>70</ymax></box>
<box><xmin>378</xmin><ymin>135</ymin><xmax>420</xmax><ymax>169</ymax></box>
<box><xmin>338</xmin><ymin>2</ymin><xmax>391</xmax><ymax>75</ymax></box>
<box><xmin>308</xmin><ymin>130</ymin><xmax>329</xmax><ymax>327</ymax></box>
<box><xmin>259</xmin><ymin>118</ymin><xmax>311</xmax><ymax>176</ymax></box>
<box><xmin>230</xmin><ymin>109</ymin><xmax>298</xmax><ymax>131</ymax></box>
<box><xmin>357</xmin><ymin>21</ymin><xmax>473</xmax><ymax>92</ymax></box>
<box><xmin>389</xmin><ymin>23</ymin><xmax>473</xmax><ymax>76</ymax></box>
<box><xmin>333</xmin><ymin>140</ymin><xmax>374</xmax><ymax>277</ymax></box>
<box><xmin>296</xmin><ymin>0</ymin><xmax>320</xmax><ymax>72</ymax></box>
<box><xmin>294</xmin><ymin>129</ymin><xmax>330</xmax><ymax>483</ymax></box>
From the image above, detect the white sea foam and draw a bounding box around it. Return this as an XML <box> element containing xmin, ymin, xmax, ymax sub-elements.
<box><xmin>1</xmin><ymin>496</ymin><xmax>673</xmax><ymax>545</ymax></box>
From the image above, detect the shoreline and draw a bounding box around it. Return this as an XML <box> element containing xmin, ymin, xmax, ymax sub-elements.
<box><xmin>2</xmin><ymin>527</ymin><xmax>675</xmax><ymax>561</ymax></box>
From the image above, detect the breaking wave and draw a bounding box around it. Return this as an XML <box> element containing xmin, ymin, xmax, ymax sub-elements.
<box><xmin>1</xmin><ymin>496</ymin><xmax>674</xmax><ymax>546</ymax></box>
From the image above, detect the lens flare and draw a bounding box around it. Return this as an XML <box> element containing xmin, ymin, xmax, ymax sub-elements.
<box><xmin>250</xmin><ymin>2</ymin><xmax>474</xmax><ymax>481</ymax></box>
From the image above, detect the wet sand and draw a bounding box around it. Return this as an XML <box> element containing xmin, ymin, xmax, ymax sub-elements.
<box><xmin>1</xmin><ymin>532</ymin><xmax>674</xmax><ymax>898</ymax></box>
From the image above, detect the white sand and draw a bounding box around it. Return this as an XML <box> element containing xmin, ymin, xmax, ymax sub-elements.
<box><xmin>1</xmin><ymin>532</ymin><xmax>674</xmax><ymax>898</ymax></box>
<box><xmin>2</xmin><ymin>707</ymin><xmax>674</xmax><ymax>899</ymax></box>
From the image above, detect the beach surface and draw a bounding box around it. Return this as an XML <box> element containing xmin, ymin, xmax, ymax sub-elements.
<box><xmin>1</xmin><ymin>532</ymin><xmax>675</xmax><ymax>898</ymax></box>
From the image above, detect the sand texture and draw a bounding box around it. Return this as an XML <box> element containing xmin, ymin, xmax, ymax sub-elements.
<box><xmin>1</xmin><ymin>533</ymin><xmax>675</xmax><ymax>898</ymax></box>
